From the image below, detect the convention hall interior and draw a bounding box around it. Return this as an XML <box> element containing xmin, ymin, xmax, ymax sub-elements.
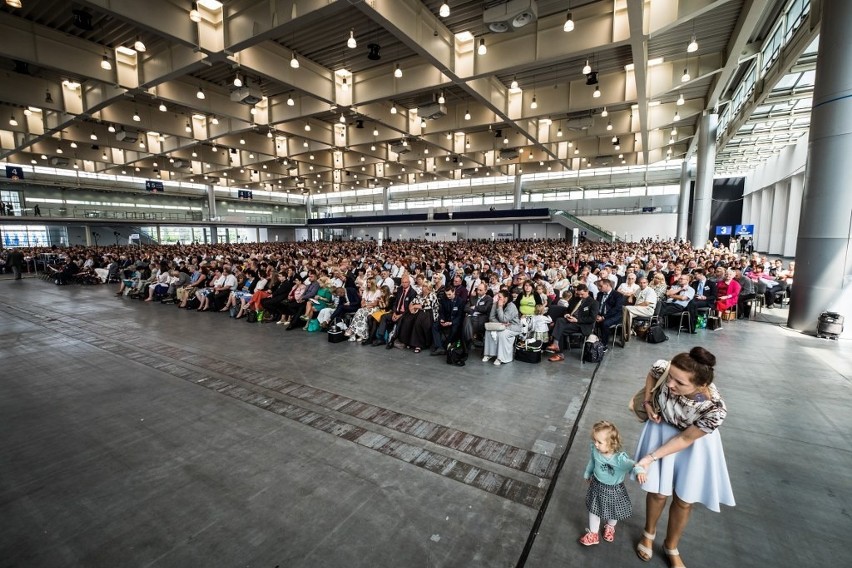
<box><xmin>1</xmin><ymin>1</ymin><xmax>850</xmax><ymax>567</ymax></box>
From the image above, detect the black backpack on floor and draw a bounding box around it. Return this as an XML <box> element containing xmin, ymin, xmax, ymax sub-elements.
<box><xmin>446</xmin><ymin>341</ymin><xmax>468</xmax><ymax>366</ymax></box>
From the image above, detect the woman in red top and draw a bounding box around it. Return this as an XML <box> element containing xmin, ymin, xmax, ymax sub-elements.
<box><xmin>715</xmin><ymin>268</ymin><xmax>741</xmax><ymax>313</ymax></box>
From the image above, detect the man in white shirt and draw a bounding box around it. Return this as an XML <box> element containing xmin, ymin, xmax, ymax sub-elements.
<box><xmin>660</xmin><ymin>274</ymin><xmax>696</xmax><ymax>330</ymax></box>
<box><xmin>622</xmin><ymin>277</ymin><xmax>658</xmax><ymax>342</ymax></box>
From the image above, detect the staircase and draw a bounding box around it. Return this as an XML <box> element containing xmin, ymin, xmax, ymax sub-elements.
<box><xmin>549</xmin><ymin>210</ymin><xmax>619</xmax><ymax>242</ymax></box>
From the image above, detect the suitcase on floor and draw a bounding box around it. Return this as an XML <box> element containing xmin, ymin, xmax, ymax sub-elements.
<box><xmin>817</xmin><ymin>312</ymin><xmax>844</xmax><ymax>339</ymax></box>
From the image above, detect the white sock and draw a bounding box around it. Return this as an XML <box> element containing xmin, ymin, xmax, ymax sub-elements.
<box><xmin>588</xmin><ymin>513</ymin><xmax>601</xmax><ymax>533</ymax></box>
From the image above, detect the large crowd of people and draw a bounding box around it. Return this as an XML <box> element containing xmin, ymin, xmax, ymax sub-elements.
<box><xmin>2</xmin><ymin>237</ymin><xmax>794</xmax><ymax>365</ymax></box>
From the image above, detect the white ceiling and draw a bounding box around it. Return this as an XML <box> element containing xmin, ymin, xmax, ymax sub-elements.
<box><xmin>0</xmin><ymin>0</ymin><xmax>820</xmax><ymax>195</ymax></box>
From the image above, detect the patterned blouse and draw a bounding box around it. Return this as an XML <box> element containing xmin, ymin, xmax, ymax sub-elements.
<box><xmin>650</xmin><ymin>359</ymin><xmax>727</xmax><ymax>434</ymax></box>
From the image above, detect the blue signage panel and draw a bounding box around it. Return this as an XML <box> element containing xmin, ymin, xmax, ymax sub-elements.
<box><xmin>715</xmin><ymin>225</ymin><xmax>732</xmax><ymax>236</ymax></box>
<box><xmin>734</xmin><ymin>224</ymin><xmax>754</xmax><ymax>236</ymax></box>
<box><xmin>145</xmin><ymin>180</ymin><xmax>164</xmax><ymax>192</ymax></box>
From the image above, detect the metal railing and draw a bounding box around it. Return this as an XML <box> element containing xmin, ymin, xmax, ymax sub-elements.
<box><xmin>550</xmin><ymin>210</ymin><xmax>619</xmax><ymax>242</ymax></box>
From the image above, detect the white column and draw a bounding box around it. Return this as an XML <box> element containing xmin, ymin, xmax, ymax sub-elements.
<box><xmin>757</xmin><ymin>188</ymin><xmax>774</xmax><ymax>252</ymax></box>
<box><xmin>382</xmin><ymin>186</ymin><xmax>389</xmax><ymax>214</ymax></box>
<box><xmin>783</xmin><ymin>174</ymin><xmax>804</xmax><ymax>257</ymax></box>
<box><xmin>676</xmin><ymin>161</ymin><xmax>690</xmax><ymax>240</ymax></box>
<box><xmin>768</xmin><ymin>181</ymin><xmax>789</xmax><ymax>255</ymax></box>
<box><xmin>690</xmin><ymin>113</ymin><xmax>718</xmax><ymax>246</ymax></box>
<box><xmin>512</xmin><ymin>174</ymin><xmax>523</xmax><ymax>209</ymax></box>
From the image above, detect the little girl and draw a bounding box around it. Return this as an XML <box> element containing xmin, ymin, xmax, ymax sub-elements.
<box><xmin>580</xmin><ymin>420</ymin><xmax>646</xmax><ymax>546</ymax></box>
<box><xmin>529</xmin><ymin>303</ymin><xmax>552</xmax><ymax>343</ymax></box>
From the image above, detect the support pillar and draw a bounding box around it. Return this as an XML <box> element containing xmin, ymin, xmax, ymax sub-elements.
<box><xmin>84</xmin><ymin>225</ymin><xmax>92</xmax><ymax>247</ymax></box>
<box><xmin>209</xmin><ymin>226</ymin><xmax>218</xmax><ymax>244</ymax></box>
<box><xmin>512</xmin><ymin>174</ymin><xmax>523</xmax><ymax>209</ymax></box>
<box><xmin>789</xmin><ymin>0</ymin><xmax>852</xmax><ymax>334</ymax></box>
<box><xmin>690</xmin><ymin>113</ymin><xmax>717</xmax><ymax>247</ymax></box>
<box><xmin>156</xmin><ymin>225</ymin><xmax>162</xmax><ymax>244</ymax></box>
<box><xmin>382</xmin><ymin>186</ymin><xmax>389</xmax><ymax>214</ymax></box>
<box><xmin>783</xmin><ymin>174</ymin><xmax>804</xmax><ymax>257</ymax></box>
<box><xmin>206</xmin><ymin>185</ymin><xmax>217</xmax><ymax>221</ymax></box>
<box><xmin>677</xmin><ymin>161</ymin><xmax>690</xmax><ymax>240</ymax></box>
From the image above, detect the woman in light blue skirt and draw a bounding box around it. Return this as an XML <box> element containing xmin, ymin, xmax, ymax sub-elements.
<box><xmin>633</xmin><ymin>348</ymin><xmax>735</xmax><ymax>568</ymax></box>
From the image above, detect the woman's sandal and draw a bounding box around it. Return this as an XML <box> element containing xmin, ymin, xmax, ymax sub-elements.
<box><xmin>413</xmin><ymin>347</ymin><xmax>421</xmax><ymax>353</ymax></box>
<box><xmin>636</xmin><ymin>531</ymin><xmax>655</xmax><ymax>562</ymax></box>
<box><xmin>664</xmin><ymin>546</ymin><xmax>686</xmax><ymax>568</ymax></box>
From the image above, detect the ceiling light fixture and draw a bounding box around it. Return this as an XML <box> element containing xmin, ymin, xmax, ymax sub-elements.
<box><xmin>233</xmin><ymin>73</ymin><xmax>242</xmax><ymax>87</ymax></box>
<box><xmin>582</xmin><ymin>59</ymin><xmax>591</xmax><ymax>75</ymax></box>
<box><xmin>108</xmin><ymin>124</ymin><xmax>116</xmax><ymax>133</ymax></box>
<box><xmin>196</xmin><ymin>86</ymin><xmax>205</xmax><ymax>99</ymax></box>
<box><xmin>185</xmin><ymin>122</ymin><xmax>192</xmax><ymax>133</ymax></box>
<box><xmin>347</xmin><ymin>29</ymin><xmax>357</xmax><ymax>49</ymax></box>
<box><xmin>677</xmin><ymin>93</ymin><xmax>685</xmax><ymax>106</ymax></box>
<box><xmin>372</xmin><ymin>126</ymin><xmax>379</xmax><ymax>136</ymax></box>
<box><xmin>439</xmin><ymin>2</ymin><xmax>450</xmax><ymax>18</ymax></box>
<box><xmin>290</xmin><ymin>52</ymin><xmax>299</xmax><ymax>69</ymax></box>
<box><xmin>339</xmin><ymin>113</ymin><xmax>346</xmax><ymax>123</ymax></box>
<box><xmin>394</xmin><ymin>64</ymin><xmax>402</xmax><ymax>78</ymax></box>
<box><xmin>510</xmin><ymin>76</ymin><xmax>519</xmax><ymax>90</ymax></box>
<box><xmin>211</xmin><ymin>117</ymin><xmax>219</xmax><ymax>125</ymax></box>
<box><xmin>687</xmin><ymin>35</ymin><xmax>698</xmax><ymax>53</ymax></box>
<box><xmin>304</xmin><ymin>122</ymin><xmax>311</xmax><ymax>131</ymax></box>
<box><xmin>90</xmin><ymin>131</ymin><xmax>98</xmax><ymax>141</ymax></box>
<box><xmin>530</xmin><ymin>95</ymin><xmax>537</xmax><ymax>109</ymax></box>
<box><xmin>438</xmin><ymin>92</ymin><xmax>445</xmax><ymax>104</ymax></box>
<box><xmin>674</xmin><ymin>111</ymin><xmax>681</xmax><ymax>122</ymax></box>
<box><xmin>478</xmin><ymin>38</ymin><xmax>487</xmax><ymax>55</ymax></box>
<box><xmin>101</xmin><ymin>53</ymin><xmax>112</xmax><ymax>70</ymax></box>
<box><xmin>601</xmin><ymin>107</ymin><xmax>608</xmax><ymax>118</ymax></box>
<box><xmin>563</xmin><ymin>11</ymin><xmax>574</xmax><ymax>32</ymax></box>
<box><xmin>189</xmin><ymin>2</ymin><xmax>201</xmax><ymax>22</ymax></box>
<box><xmin>6</xmin><ymin>1</ymin><xmax>23</xmax><ymax>8</ymax></box>
<box><xmin>681</xmin><ymin>67</ymin><xmax>690</xmax><ymax>83</ymax></box>
<box><xmin>134</xmin><ymin>37</ymin><xmax>146</xmax><ymax>52</ymax></box>
<box><xmin>287</xmin><ymin>94</ymin><xmax>295</xmax><ymax>106</ymax></box>
<box><xmin>70</xmin><ymin>141</ymin><xmax>78</xmax><ymax>148</ymax></box>
<box><xmin>557</xmin><ymin>127</ymin><xmax>563</xmax><ymax>137</ymax></box>
<box><xmin>464</xmin><ymin>108</ymin><xmax>471</xmax><ymax>120</ymax></box>
<box><xmin>133</xmin><ymin>110</ymin><xmax>141</xmax><ymax>122</ymax></box>
<box><xmin>607</xmin><ymin>120</ymin><xmax>612</xmax><ymax>131</ymax></box>
<box><xmin>593</xmin><ymin>85</ymin><xmax>601</xmax><ymax>98</ymax></box>
<box><xmin>158</xmin><ymin>102</ymin><xmax>167</xmax><ymax>112</ymax></box>
<box><xmin>390</xmin><ymin>102</ymin><xmax>397</xmax><ymax>115</ymax></box>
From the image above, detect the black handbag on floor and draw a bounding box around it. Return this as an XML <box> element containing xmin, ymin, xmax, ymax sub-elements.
<box><xmin>646</xmin><ymin>325</ymin><xmax>668</xmax><ymax>344</ymax></box>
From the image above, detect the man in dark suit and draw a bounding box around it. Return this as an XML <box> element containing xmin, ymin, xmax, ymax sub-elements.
<box><xmin>462</xmin><ymin>282</ymin><xmax>493</xmax><ymax>349</ymax></box>
<box><xmin>431</xmin><ymin>287</ymin><xmax>465</xmax><ymax>355</ymax></box>
<box><xmin>545</xmin><ymin>284</ymin><xmax>599</xmax><ymax>362</ymax></box>
<box><xmin>374</xmin><ymin>275</ymin><xmax>417</xmax><ymax>346</ymax></box>
<box><xmin>687</xmin><ymin>268</ymin><xmax>717</xmax><ymax>330</ymax></box>
<box><xmin>594</xmin><ymin>278</ymin><xmax>624</xmax><ymax>348</ymax></box>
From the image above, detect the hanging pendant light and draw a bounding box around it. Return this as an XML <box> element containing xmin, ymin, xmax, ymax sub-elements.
<box><xmin>582</xmin><ymin>59</ymin><xmax>591</xmax><ymax>75</ymax></box>
<box><xmin>439</xmin><ymin>2</ymin><xmax>450</xmax><ymax>18</ymax></box>
<box><xmin>347</xmin><ymin>30</ymin><xmax>357</xmax><ymax>49</ymax></box>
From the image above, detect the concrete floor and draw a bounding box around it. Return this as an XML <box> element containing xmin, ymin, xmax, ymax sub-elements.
<box><xmin>1</xmin><ymin>276</ymin><xmax>850</xmax><ymax>568</ymax></box>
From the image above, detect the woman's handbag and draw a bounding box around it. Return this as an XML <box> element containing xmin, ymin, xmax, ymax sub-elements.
<box><xmin>371</xmin><ymin>309</ymin><xmax>388</xmax><ymax>323</ymax></box>
<box><xmin>484</xmin><ymin>322</ymin><xmax>505</xmax><ymax>331</ymax></box>
<box><xmin>629</xmin><ymin>362</ymin><xmax>671</xmax><ymax>422</ymax></box>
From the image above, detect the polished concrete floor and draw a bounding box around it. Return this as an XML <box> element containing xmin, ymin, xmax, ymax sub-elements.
<box><xmin>1</xmin><ymin>276</ymin><xmax>850</xmax><ymax>568</ymax></box>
